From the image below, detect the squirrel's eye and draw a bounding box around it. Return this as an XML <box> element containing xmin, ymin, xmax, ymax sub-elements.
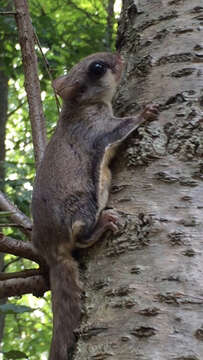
<box><xmin>88</xmin><ymin>61</ymin><xmax>107</xmax><ymax>78</ymax></box>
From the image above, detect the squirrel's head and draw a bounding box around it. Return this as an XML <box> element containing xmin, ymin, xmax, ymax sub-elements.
<box><xmin>53</xmin><ymin>52</ymin><xmax>123</xmax><ymax>106</ymax></box>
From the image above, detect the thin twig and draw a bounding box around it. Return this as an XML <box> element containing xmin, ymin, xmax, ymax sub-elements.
<box><xmin>0</xmin><ymin>11</ymin><xmax>16</xmax><ymax>15</ymax></box>
<box><xmin>7</xmin><ymin>100</ymin><xmax>26</xmax><ymax>118</ymax></box>
<box><xmin>0</xmin><ymin>191</ymin><xmax>32</xmax><ymax>237</ymax></box>
<box><xmin>0</xmin><ymin>223</ymin><xmax>26</xmax><ymax>228</ymax></box>
<box><xmin>33</xmin><ymin>29</ymin><xmax>61</xmax><ymax>114</ymax></box>
<box><xmin>67</xmin><ymin>0</ymin><xmax>101</xmax><ymax>24</ymax></box>
<box><xmin>2</xmin><ymin>257</ymin><xmax>21</xmax><ymax>272</ymax></box>
<box><xmin>4</xmin><ymin>160</ymin><xmax>33</xmax><ymax>167</ymax></box>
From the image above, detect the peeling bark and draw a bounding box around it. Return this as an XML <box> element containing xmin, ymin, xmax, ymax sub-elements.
<box><xmin>74</xmin><ymin>1</ymin><xmax>203</xmax><ymax>359</ymax></box>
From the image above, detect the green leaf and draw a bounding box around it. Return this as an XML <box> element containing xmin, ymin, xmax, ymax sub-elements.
<box><xmin>0</xmin><ymin>304</ymin><xmax>34</xmax><ymax>315</ymax></box>
<box><xmin>2</xmin><ymin>350</ymin><xmax>28</xmax><ymax>359</ymax></box>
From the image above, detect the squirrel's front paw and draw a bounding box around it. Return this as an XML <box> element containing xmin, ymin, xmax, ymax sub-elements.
<box><xmin>100</xmin><ymin>209</ymin><xmax>122</xmax><ymax>234</ymax></box>
<box><xmin>142</xmin><ymin>104</ymin><xmax>159</xmax><ymax>121</ymax></box>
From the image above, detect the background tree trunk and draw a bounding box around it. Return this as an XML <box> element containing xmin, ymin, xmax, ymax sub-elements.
<box><xmin>0</xmin><ymin>69</ymin><xmax>8</xmax><ymax>345</ymax></box>
<box><xmin>74</xmin><ymin>0</ymin><xmax>203</xmax><ymax>359</ymax></box>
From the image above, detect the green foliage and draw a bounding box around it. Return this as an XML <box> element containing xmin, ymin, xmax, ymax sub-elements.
<box><xmin>2</xmin><ymin>291</ymin><xmax>52</xmax><ymax>359</ymax></box>
<box><xmin>1</xmin><ymin>0</ymin><xmax>120</xmax><ymax>358</ymax></box>
<box><xmin>30</xmin><ymin>0</ymin><xmax>117</xmax><ymax>77</ymax></box>
<box><xmin>0</xmin><ymin>1</ymin><xmax>19</xmax><ymax>77</ymax></box>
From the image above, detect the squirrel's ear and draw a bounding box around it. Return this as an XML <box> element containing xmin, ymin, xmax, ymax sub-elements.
<box><xmin>53</xmin><ymin>76</ymin><xmax>80</xmax><ymax>101</ymax></box>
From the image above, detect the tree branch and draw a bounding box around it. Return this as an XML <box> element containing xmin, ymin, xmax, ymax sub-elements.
<box><xmin>0</xmin><ymin>11</ymin><xmax>16</xmax><ymax>15</ymax></box>
<box><xmin>0</xmin><ymin>191</ymin><xmax>32</xmax><ymax>237</ymax></box>
<box><xmin>106</xmin><ymin>0</ymin><xmax>115</xmax><ymax>50</ymax></box>
<box><xmin>0</xmin><ymin>235</ymin><xmax>45</xmax><ymax>266</ymax></box>
<box><xmin>0</xmin><ymin>268</ymin><xmax>42</xmax><ymax>280</ymax></box>
<box><xmin>0</xmin><ymin>236</ymin><xmax>49</xmax><ymax>298</ymax></box>
<box><xmin>14</xmin><ymin>0</ymin><xmax>47</xmax><ymax>167</ymax></box>
<box><xmin>0</xmin><ymin>275</ymin><xmax>49</xmax><ymax>298</ymax></box>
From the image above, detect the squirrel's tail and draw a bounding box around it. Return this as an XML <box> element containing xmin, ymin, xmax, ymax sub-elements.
<box><xmin>48</xmin><ymin>256</ymin><xmax>81</xmax><ymax>360</ymax></box>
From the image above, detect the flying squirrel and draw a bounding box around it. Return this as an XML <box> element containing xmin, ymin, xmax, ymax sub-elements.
<box><xmin>31</xmin><ymin>52</ymin><xmax>159</xmax><ymax>360</ymax></box>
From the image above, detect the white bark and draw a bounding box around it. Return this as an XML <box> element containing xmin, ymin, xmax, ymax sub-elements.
<box><xmin>74</xmin><ymin>1</ymin><xmax>203</xmax><ymax>359</ymax></box>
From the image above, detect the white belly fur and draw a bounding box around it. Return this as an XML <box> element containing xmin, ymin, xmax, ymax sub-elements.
<box><xmin>97</xmin><ymin>143</ymin><xmax>118</xmax><ymax>217</ymax></box>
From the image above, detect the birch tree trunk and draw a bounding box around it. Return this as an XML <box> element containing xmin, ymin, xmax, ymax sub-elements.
<box><xmin>74</xmin><ymin>0</ymin><xmax>203</xmax><ymax>359</ymax></box>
